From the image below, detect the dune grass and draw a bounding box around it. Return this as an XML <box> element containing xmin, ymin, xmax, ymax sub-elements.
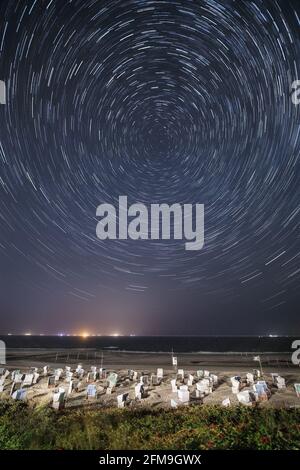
<box><xmin>0</xmin><ymin>401</ymin><xmax>300</xmax><ymax>450</ymax></box>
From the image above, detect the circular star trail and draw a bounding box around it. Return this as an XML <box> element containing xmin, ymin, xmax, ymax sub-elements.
<box><xmin>0</xmin><ymin>0</ymin><xmax>299</xmax><ymax>333</ymax></box>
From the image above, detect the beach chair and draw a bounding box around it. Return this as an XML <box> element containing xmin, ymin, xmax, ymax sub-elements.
<box><xmin>33</xmin><ymin>372</ymin><xmax>40</xmax><ymax>384</ymax></box>
<box><xmin>67</xmin><ymin>380</ymin><xmax>74</xmax><ymax>396</ymax></box>
<box><xmin>52</xmin><ymin>388</ymin><xmax>65</xmax><ymax>410</ymax></box>
<box><xmin>171</xmin><ymin>379</ymin><xmax>178</xmax><ymax>393</ymax></box>
<box><xmin>23</xmin><ymin>374</ymin><xmax>34</xmax><ymax>387</ymax></box>
<box><xmin>43</xmin><ymin>366</ymin><xmax>49</xmax><ymax>376</ymax></box>
<box><xmin>47</xmin><ymin>375</ymin><xmax>57</xmax><ymax>388</ymax></box>
<box><xmin>134</xmin><ymin>383</ymin><xmax>145</xmax><ymax>400</ymax></box>
<box><xmin>271</xmin><ymin>373</ymin><xmax>279</xmax><ymax>384</ymax></box>
<box><xmin>66</xmin><ymin>371</ymin><xmax>73</xmax><ymax>383</ymax></box>
<box><xmin>177</xmin><ymin>369</ymin><xmax>184</xmax><ymax>381</ymax></box>
<box><xmin>54</xmin><ymin>368</ymin><xmax>63</xmax><ymax>381</ymax></box>
<box><xmin>210</xmin><ymin>374</ymin><xmax>218</xmax><ymax>386</ymax></box>
<box><xmin>187</xmin><ymin>374</ymin><xmax>194</xmax><ymax>386</ymax></box>
<box><xmin>12</xmin><ymin>388</ymin><xmax>27</xmax><ymax>401</ymax></box>
<box><xmin>246</xmin><ymin>373</ymin><xmax>254</xmax><ymax>385</ymax></box>
<box><xmin>157</xmin><ymin>368</ymin><xmax>164</xmax><ymax>379</ymax></box>
<box><xmin>294</xmin><ymin>384</ymin><xmax>300</xmax><ymax>397</ymax></box>
<box><xmin>275</xmin><ymin>376</ymin><xmax>286</xmax><ymax>390</ymax></box>
<box><xmin>151</xmin><ymin>374</ymin><xmax>161</xmax><ymax>386</ymax></box>
<box><xmin>86</xmin><ymin>371</ymin><xmax>97</xmax><ymax>383</ymax></box>
<box><xmin>237</xmin><ymin>391</ymin><xmax>252</xmax><ymax>406</ymax></box>
<box><xmin>132</xmin><ymin>371</ymin><xmax>138</xmax><ymax>381</ymax></box>
<box><xmin>222</xmin><ymin>398</ymin><xmax>231</xmax><ymax>407</ymax></box>
<box><xmin>179</xmin><ymin>385</ymin><xmax>189</xmax><ymax>391</ymax></box>
<box><xmin>140</xmin><ymin>375</ymin><xmax>149</xmax><ymax>386</ymax></box>
<box><xmin>204</xmin><ymin>370</ymin><xmax>210</xmax><ymax>378</ymax></box>
<box><xmin>170</xmin><ymin>399</ymin><xmax>178</xmax><ymax>408</ymax></box>
<box><xmin>231</xmin><ymin>376</ymin><xmax>241</xmax><ymax>394</ymax></box>
<box><xmin>197</xmin><ymin>380</ymin><xmax>211</xmax><ymax>396</ymax></box>
<box><xmin>86</xmin><ymin>384</ymin><xmax>97</xmax><ymax>399</ymax></box>
<box><xmin>253</xmin><ymin>381</ymin><xmax>270</xmax><ymax>401</ymax></box>
<box><xmin>196</xmin><ymin>370</ymin><xmax>204</xmax><ymax>379</ymax></box>
<box><xmin>0</xmin><ymin>377</ymin><xmax>6</xmax><ymax>392</ymax></box>
<box><xmin>14</xmin><ymin>373</ymin><xmax>24</xmax><ymax>384</ymax></box>
<box><xmin>11</xmin><ymin>370</ymin><xmax>20</xmax><ymax>381</ymax></box>
<box><xmin>178</xmin><ymin>389</ymin><xmax>189</xmax><ymax>403</ymax></box>
<box><xmin>91</xmin><ymin>366</ymin><xmax>97</xmax><ymax>373</ymax></box>
<box><xmin>76</xmin><ymin>365</ymin><xmax>85</xmax><ymax>378</ymax></box>
<box><xmin>117</xmin><ymin>393</ymin><xmax>129</xmax><ymax>408</ymax></box>
<box><xmin>107</xmin><ymin>372</ymin><xmax>118</xmax><ymax>388</ymax></box>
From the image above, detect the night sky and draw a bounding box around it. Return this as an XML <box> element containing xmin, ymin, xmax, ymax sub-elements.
<box><xmin>0</xmin><ymin>0</ymin><xmax>299</xmax><ymax>335</ymax></box>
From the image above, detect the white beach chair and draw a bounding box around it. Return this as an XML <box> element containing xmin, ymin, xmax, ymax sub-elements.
<box><xmin>246</xmin><ymin>373</ymin><xmax>254</xmax><ymax>385</ymax></box>
<box><xmin>107</xmin><ymin>372</ymin><xmax>118</xmax><ymax>388</ymax></box>
<box><xmin>171</xmin><ymin>379</ymin><xmax>178</xmax><ymax>393</ymax></box>
<box><xmin>54</xmin><ymin>368</ymin><xmax>63</xmax><ymax>381</ymax></box>
<box><xmin>230</xmin><ymin>376</ymin><xmax>241</xmax><ymax>394</ymax></box>
<box><xmin>204</xmin><ymin>370</ymin><xmax>210</xmax><ymax>378</ymax></box>
<box><xmin>140</xmin><ymin>375</ymin><xmax>149</xmax><ymax>386</ymax></box>
<box><xmin>187</xmin><ymin>374</ymin><xmax>194</xmax><ymax>387</ymax></box>
<box><xmin>170</xmin><ymin>399</ymin><xmax>178</xmax><ymax>408</ymax></box>
<box><xmin>178</xmin><ymin>389</ymin><xmax>190</xmax><ymax>403</ymax></box>
<box><xmin>14</xmin><ymin>373</ymin><xmax>24</xmax><ymax>384</ymax></box>
<box><xmin>134</xmin><ymin>383</ymin><xmax>145</xmax><ymax>400</ymax></box>
<box><xmin>67</xmin><ymin>380</ymin><xmax>74</xmax><ymax>396</ymax></box>
<box><xmin>132</xmin><ymin>371</ymin><xmax>138</xmax><ymax>381</ymax></box>
<box><xmin>33</xmin><ymin>372</ymin><xmax>40</xmax><ymax>384</ymax></box>
<box><xmin>117</xmin><ymin>393</ymin><xmax>129</xmax><ymax>408</ymax></box>
<box><xmin>196</xmin><ymin>379</ymin><xmax>211</xmax><ymax>396</ymax></box>
<box><xmin>23</xmin><ymin>374</ymin><xmax>34</xmax><ymax>387</ymax></box>
<box><xmin>157</xmin><ymin>368</ymin><xmax>164</xmax><ymax>379</ymax></box>
<box><xmin>294</xmin><ymin>384</ymin><xmax>300</xmax><ymax>397</ymax></box>
<box><xmin>237</xmin><ymin>391</ymin><xmax>252</xmax><ymax>406</ymax></box>
<box><xmin>275</xmin><ymin>376</ymin><xmax>286</xmax><ymax>390</ymax></box>
<box><xmin>210</xmin><ymin>374</ymin><xmax>218</xmax><ymax>386</ymax></box>
<box><xmin>177</xmin><ymin>369</ymin><xmax>184</xmax><ymax>380</ymax></box>
<box><xmin>99</xmin><ymin>368</ymin><xmax>106</xmax><ymax>379</ymax></box>
<box><xmin>12</xmin><ymin>388</ymin><xmax>27</xmax><ymax>401</ymax></box>
<box><xmin>196</xmin><ymin>370</ymin><xmax>204</xmax><ymax>379</ymax></box>
<box><xmin>52</xmin><ymin>387</ymin><xmax>65</xmax><ymax>410</ymax></box>
<box><xmin>66</xmin><ymin>371</ymin><xmax>73</xmax><ymax>383</ymax></box>
<box><xmin>222</xmin><ymin>398</ymin><xmax>231</xmax><ymax>407</ymax></box>
<box><xmin>0</xmin><ymin>377</ymin><xmax>6</xmax><ymax>392</ymax></box>
<box><xmin>271</xmin><ymin>373</ymin><xmax>279</xmax><ymax>384</ymax></box>
<box><xmin>86</xmin><ymin>384</ymin><xmax>97</xmax><ymax>399</ymax></box>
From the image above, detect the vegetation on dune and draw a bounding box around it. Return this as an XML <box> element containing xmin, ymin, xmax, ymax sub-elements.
<box><xmin>0</xmin><ymin>401</ymin><xmax>300</xmax><ymax>450</ymax></box>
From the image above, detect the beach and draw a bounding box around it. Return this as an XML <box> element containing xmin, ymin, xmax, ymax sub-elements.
<box><xmin>2</xmin><ymin>348</ymin><xmax>300</xmax><ymax>410</ymax></box>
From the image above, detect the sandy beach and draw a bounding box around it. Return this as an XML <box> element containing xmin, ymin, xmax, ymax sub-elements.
<box><xmin>1</xmin><ymin>348</ymin><xmax>299</xmax><ymax>410</ymax></box>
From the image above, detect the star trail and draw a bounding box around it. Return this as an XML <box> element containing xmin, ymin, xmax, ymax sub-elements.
<box><xmin>0</xmin><ymin>0</ymin><xmax>299</xmax><ymax>335</ymax></box>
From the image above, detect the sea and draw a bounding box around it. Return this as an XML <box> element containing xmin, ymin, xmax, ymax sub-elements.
<box><xmin>0</xmin><ymin>335</ymin><xmax>297</xmax><ymax>353</ymax></box>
